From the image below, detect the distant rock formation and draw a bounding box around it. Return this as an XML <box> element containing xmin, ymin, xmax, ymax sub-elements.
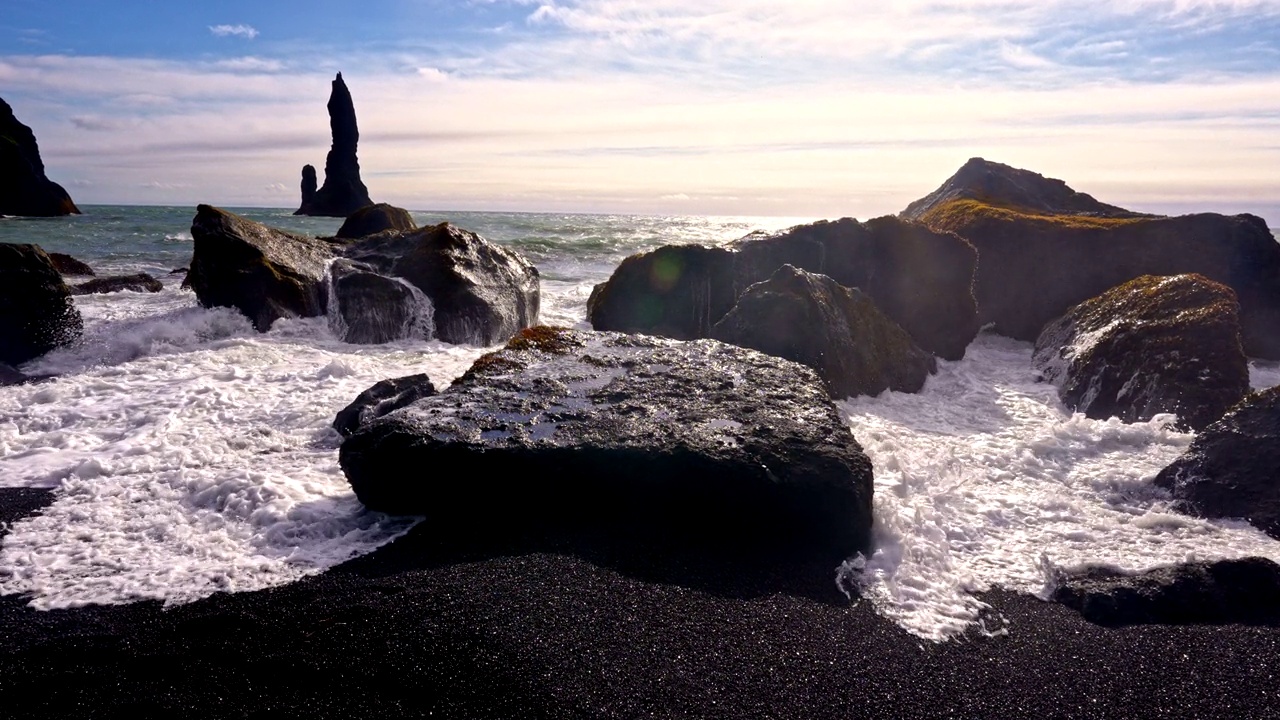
<box><xmin>1156</xmin><ymin>386</ymin><xmax>1280</xmax><ymax>539</ymax></box>
<box><xmin>1032</xmin><ymin>274</ymin><xmax>1249</xmax><ymax>431</ymax></box>
<box><xmin>0</xmin><ymin>243</ymin><xmax>83</xmax><ymax>365</ymax></box>
<box><xmin>294</xmin><ymin>73</ymin><xmax>373</xmax><ymax>217</ymax></box>
<box><xmin>710</xmin><ymin>265</ymin><xmax>936</xmax><ymax>399</ymax></box>
<box><xmin>339</xmin><ymin>326</ymin><xmax>875</xmax><ymax>563</ymax></box>
<box><xmin>70</xmin><ymin>272</ymin><xmax>164</xmax><ymax>296</ymax></box>
<box><xmin>588</xmin><ymin>216</ymin><xmax>979</xmax><ymax>361</ymax></box>
<box><xmin>336</xmin><ymin>203</ymin><xmax>415</xmax><ymax>239</ymax></box>
<box><xmin>0</xmin><ymin>98</ymin><xmax>80</xmax><ymax>217</ymax></box>
<box><xmin>903</xmin><ymin>158</ymin><xmax>1280</xmax><ymax>359</ymax></box>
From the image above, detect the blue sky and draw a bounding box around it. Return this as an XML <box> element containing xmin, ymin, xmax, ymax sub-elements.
<box><xmin>3</xmin><ymin>1</ymin><xmax>1279</xmax><ymax>219</ymax></box>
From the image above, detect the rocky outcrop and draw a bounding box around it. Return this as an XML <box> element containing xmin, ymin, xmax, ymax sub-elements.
<box><xmin>1155</xmin><ymin>387</ymin><xmax>1280</xmax><ymax>539</ymax></box>
<box><xmin>343</xmin><ymin>222</ymin><xmax>540</xmax><ymax>345</ymax></box>
<box><xmin>711</xmin><ymin>265</ymin><xmax>935</xmax><ymax>399</ymax></box>
<box><xmin>0</xmin><ymin>243</ymin><xmax>82</xmax><ymax>365</ymax></box>
<box><xmin>187</xmin><ymin>207</ymin><xmax>539</xmax><ymax>344</ymax></box>
<box><xmin>1032</xmin><ymin>274</ymin><xmax>1249</xmax><ymax>431</ymax></box>
<box><xmin>336</xmin><ymin>203</ymin><xmax>416</xmax><ymax>239</ymax></box>
<box><xmin>589</xmin><ymin>216</ymin><xmax>979</xmax><ymax>360</ymax></box>
<box><xmin>0</xmin><ymin>98</ymin><xmax>79</xmax><ymax>217</ymax></box>
<box><xmin>70</xmin><ymin>272</ymin><xmax>163</xmax><ymax>296</ymax></box>
<box><xmin>295</xmin><ymin>73</ymin><xmax>373</xmax><ymax>217</ymax></box>
<box><xmin>1049</xmin><ymin>557</ymin><xmax>1280</xmax><ymax>626</ymax></box>
<box><xmin>333</xmin><ymin>373</ymin><xmax>437</xmax><ymax>437</ymax></box>
<box><xmin>586</xmin><ymin>245</ymin><xmax>737</xmax><ymax>340</ymax></box>
<box><xmin>339</xmin><ymin>327</ymin><xmax>874</xmax><ymax>562</ymax></box>
<box><xmin>48</xmin><ymin>253</ymin><xmax>94</xmax><ymax>276</ymax></box>
<box><xmin>905</xmin><ymin>158</ymin><xmax>1280</xmax><ymax>359</ymax></box>
<box><xmin>187</xmin><ymin>205</ymin><xmax>335</xmax><ymax>331</ymax></box>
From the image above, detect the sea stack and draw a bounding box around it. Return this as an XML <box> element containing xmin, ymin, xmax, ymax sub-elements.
<box><xmin>294</xmin><ymin>73</ymin><xmax>373</xmax><ymax>217</ymax></box>
<box><xmin>0</xmin><ymin>97</ymin><xmax>80</xmax><ymax>217</ymax></box>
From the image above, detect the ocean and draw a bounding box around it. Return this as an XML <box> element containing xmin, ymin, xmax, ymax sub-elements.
<box><xmin>1</xmin><ymin>205</ymin><xmax>1278</xmax><ymax>642</ymax></box>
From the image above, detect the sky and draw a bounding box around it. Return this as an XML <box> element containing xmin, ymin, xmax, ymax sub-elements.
<box><xmin>2</xmin><ymin>0</ymin><xmax>1279</xmax><ymax>220</ymax></box>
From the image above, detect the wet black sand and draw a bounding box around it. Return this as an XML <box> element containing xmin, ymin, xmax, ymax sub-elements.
<box><xmin>1</xmin><ymin>488</ymin><xmax>1277</xmax><ymax>719</ymax></box>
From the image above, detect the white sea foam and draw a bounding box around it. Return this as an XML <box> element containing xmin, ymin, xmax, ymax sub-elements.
<box><xmin>838</xmin><ymin>334</ymin><xmax>1280</xmax><ymax>641</ymax></box>
<box><xmin>0</xmin><ymin>289</ymin><xmax>487</xmax><ymax>609</ymax></box>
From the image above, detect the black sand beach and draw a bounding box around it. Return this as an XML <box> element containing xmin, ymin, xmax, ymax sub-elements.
<box><xmin>1</xmin><ymin>488</ymin><xmax>1276</xmax><ymax>719</ymax></box>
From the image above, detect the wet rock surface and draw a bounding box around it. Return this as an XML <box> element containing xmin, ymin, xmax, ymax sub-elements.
<box><xmin>1032</xmin><ymin>274</ymin><xmax>1249</xmax><ymax>430</ymax></box>
<box><xmin>340</xmin><ymin>327</ymin><xmax>874</xmax><ymax>563</ymax></box>
<box><xmin>1155</xmin><ymin>386</ymin><xmax>1280</xmax><ymax>539</ymax></box>
<box><xmin>335</xmin><ymin>203</ymin><xmax>416</xmax><ymax>239</ymax></box>
<box><xmin>711</xmin><ymin>265</ymin><xmax>935</xmax><ymax>399</ymax></box>
<box><xmin>70</xmin><ymin>272</ymin><xmax>164</xmax><ymax>296</ymax></box>
<box><xmin>908</xmin><ymin>158</ymin><xmax>1280</xmax><ymax>359</ymax></box>
<box><xmin>333</xmin><ymin>373</ymin><xmax>438</xmax><ymax>437</ymax></box>
<box><xmin>0</xmin><ymin>97</ymin><xmax>79</xmax><ymax>217</ymax></box>
<box><xmin>1050</xmin><ymin>557</ymin><xmax>1280</xmax><ymax>626</ymax></box>
<box><xmin>588</xmin><ymin>216</ymin><xmax>978</xmax><ymax>360</ymax></box>
<box><xmin>48</xmin><ymin>252</ymin><xmax>95</xmax><ymax>276</ymax></box>
<box><xmin>0</xmin><ymin>243</ymin><xmax>82</xmax><ymax>365</ymax></box>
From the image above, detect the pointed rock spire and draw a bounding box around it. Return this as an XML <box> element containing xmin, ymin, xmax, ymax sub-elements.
<box><xmin>295</xmin><ymin>73</ymin><xmax>373</xmax><ymax>217</ymax></box>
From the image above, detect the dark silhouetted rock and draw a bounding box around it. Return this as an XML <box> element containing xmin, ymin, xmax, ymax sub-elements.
<box><xmin>333</xmin><ymin>373</ymin><xmax>436</xmax><ymax>437</ymax></box>
<box><xmin>587</xmin><ymin>244</ymin><xmax>737</xmax><ymax>340</ymax></box>
<box><xmin>295</xmin><ymin>73</ymin><xmax>373</xmax><ymax>217</ymax></box>
<box><xmin>187</xmin><ymin>205</ymin><xmax>336</xmax><ymax>331</ymax></box>
<box><xmin>590</xmin><ymin>216</ymin><xmax>979</xmax><ymax>359</ymax></box>
<box><xmin>328</xmin><ymin>259</ymin><xmax>427</xmax><ymax>344</ymax></box>
<box><xmin>0</xmin><ymin>98</ymin><xmax>80</xmax><ymax>217</ymax></box>
<box><xmin>711</xmin><ymin>265</ymin><xmax>935</xmax><ymax>399</ymax></box>
<box><xmin>70</xmin><ymin>272</ymin><xmax>163</xmax><ymax>296</ymax></box>
<box><xmin>48</xmin><ymin>252</ymin><xmax>94</xmax><ymax>276</ymax></box>
<box><xmin>1033</xmin><ymin>274</ymin><xmax>1249</xmax><ymax>430</ymax></box>
<box><xmin>0</xmin><ymin>243</ymin><xmax>82</xmax><ymax>364</ymax></box>
<box><xmin>732</xmin><ymin>216</ymin><xmax>980</xmax><ymax>360</ymax></box>
<box><xmin>1050</xmin><ymin>557</ymin><xmax>1280</xmax><ymax>626</ymax></box>
<box><xmin>0</xmin><ymin>361</ymin><xmax>53</xmax><ymax>386</ymax></box>
<box><xmin>906</xmin><ymin>158</ymin><xmax>1280</xmax><ymax>359</ymax></box>
<box><xmin>340</xmin><ymin>326</ymin><xmax>874</xmax><ymax>563</ymax></box>
<box><xmin>1155</xmin><ymin>386</ymin><xmax>1280</xmax><ymax>539</ymax></box>
<box><xmin>344</xmin><ymin>222</ymin><xmax>540</xmax><ymax>345</ymax></box>
<box><xmin>336</xmin><ymin>203</ymin><xmax>416</xmax><ymax>239</ymax></box>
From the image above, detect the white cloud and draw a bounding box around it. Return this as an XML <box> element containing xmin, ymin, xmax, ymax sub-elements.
<box><xmin>209</xmin><ymin>24</ymin><xmax>259</xmax><ymax>39</ymax></box>
<box><xmin>416</xmin><ymin>67</ymin><xmax>449</xmax><ymax>82</ymax></box>
<box><xmin>214</xmin><ymin>57</ymin><xmax>284</xmax><ymax>73</ymax></box>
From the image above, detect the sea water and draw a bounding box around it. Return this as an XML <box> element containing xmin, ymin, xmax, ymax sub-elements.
<box><xmin>1</xmin><ymin>207</ymin><xmax>1278</xmax><ymax>641</ymax></box>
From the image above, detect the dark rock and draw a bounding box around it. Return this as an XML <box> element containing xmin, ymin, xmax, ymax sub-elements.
<box><xmin>711</xmin><ymin>265</ymin><xmax>935</xmax><ymax>399</ymax></box>
<box><xmin>587</xmin><ymin>244</ymin><xmax>737</xmax><ymax>340</ymax></box>
<box><xmin>1032</xmin><ymin>274</ymin><xmax>1249</xmax><ymax>430</ymax></box>
<box><xmin>732</xmin><ymin>216</ymin><xmax>980</xmax><ymax>360</ymax></box>
<box><xmin>170</xmin><ymin>267</ymin><xmax>188</xmax><ymax>275</ymax></box>
<box><xmin>0</xmin><ymin>361</ymin><xmax>53</xmax><ymax>386</ymax></box>
<box><xmin>906</xmin><ymin>158</ymin><xmax>1280</xmax><ymax>359</ymax></box>
<box><xmin>340</xmin><ymin>326</ymin><xmax>874</xmax><ymax>563</ymax></box>
<box><xmin>187</xmin><ymin>205</ymin><xmax>335</xmax><ymax>331</ymax></box>
<box><xmin>344</xmin><ymin>222</ymin><xmax>540</xmax><ymax>345</ymax></box>
<box><xmin>48</xmin><ymin>252</ymin><xmax>95</xmax><ymax>276</ymax></box>
<box><xmin>328</xmin><ymin>259</ymin><xmax>427</xmax><ymax>344</ymax></box>
<box><xmin>588</xmin><ymin>216</ymin><xmax>979</xmax><ymax>360</ymax></box>
<box><xmin>336</xmin><ymin>203</ymin><xmax>416</xmax><ymax>239</ymax></box>
<box><xmin>332</xmin><ymin>373</ymin><xmax>437</xmax><ymax>437</ymax></box>
<box><xmin>70</xmin><ymin>272</ymin><xmax>164</xmax><ymax>296</ymax></box>
<box><xmin>0</xmin><ymin>97</ymin><xmax>80</xmax><ymax>217</ymax></box>
<box><xmin>1050</xmin><ymin>557</ymin><xmax>1280</xmax><ymax>626</ymax></box>
<box><xmin>0</xmin><ymin>243</ymin><xmax>82</xmax><ymax>365</ymax></box>
<box><xmin>1155</xmin><ymin>386</ymin><xmax>1280</xmax><ymax>538</ymax></box>
<box><xmin>294</xmin><ymin>73</ymin><xmax>373</xmax><ymax>217</ymax></box>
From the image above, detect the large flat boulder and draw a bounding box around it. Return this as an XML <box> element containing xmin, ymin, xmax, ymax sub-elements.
<box><xmin>0</xmin><ymin>98</ymin><xmax>79</xmax><ymax>217</ymax></box>
<box><xmin>1155</xmin><ymin>387</ymin><xmax>1280</xmax><ymax>539</ymax></box>
<box><xmin>343</xmin><ymin>222</ymin><xmax>540</xmax><ymax>345</ymax></box>
<box><xmin>905</xmin><ymin>158</ymin><xmax>1280</xmax><ymax>359</ymax></box>
<box><xmin>1032</xmin><ymin>274</ymin><xmax>1249</xmax><ymax>431</ymax></box>
<box><xmin>339</xmin><ymin>327</ymin><xmax>874</xmax><ymax>562</ymax></box>
<box><xmin>0</xmin><ymin>243</ymin><xmax>82</xmax><ymax>365</ymax></box>
<box><xmin>711</xmin><ymin>265</ymin><xmax>935</xmax><ymax>399</ymax></box>
<box><xmin>187</xmin><ymin>205</ymin><xmax>336</xmax><ymax>331</ymax></box>
<box><xmin>589</xmin><ymin>216</ymin><xmax>979</xmax><ymax>360</ymax></box>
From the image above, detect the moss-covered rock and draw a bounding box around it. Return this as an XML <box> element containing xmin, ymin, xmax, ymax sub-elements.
<box><xmin>1032</xmin><ymin>274</ymin><xmax>1248</xmax><ymax>430</ymax></box>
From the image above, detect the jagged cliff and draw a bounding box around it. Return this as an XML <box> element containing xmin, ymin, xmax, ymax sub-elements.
<box><xmin>0</xmin><ymin>97</ymin><xmax>80</xmax><ymax>217</ymax></box>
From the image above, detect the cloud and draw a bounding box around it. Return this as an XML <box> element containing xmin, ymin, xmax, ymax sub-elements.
<box><xmin>264</xmin><ymin>182</ymin><xmax>289</xmax><ymax>193</ymax></box>
<box><xmin>660</xmin><ymin>193</ymin><xmax>691</xmax><ymax>201</ymax></box>
<box><xmin>213</xmin><ymin>57</ymin><xmax>284</xmax><ymax>73</ymax></box>
<box><xmin>416</xmin><ymin>67</ymin><xmax>449</xmax><ymax>82</ymax></box>
<box><xmin>209</xmin><ymin>24</ymin><xmax>259</xmax><ymax>39</ymax></box>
